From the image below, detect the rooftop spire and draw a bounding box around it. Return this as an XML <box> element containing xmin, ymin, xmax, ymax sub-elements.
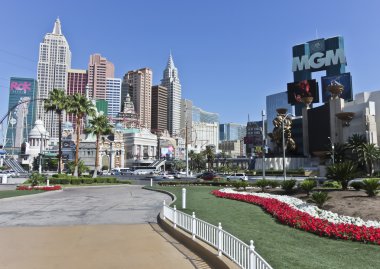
<box><xmin>166</xmin><ymin>51</ymin><xmax>175</xmax><ymax>69</ymax></box>
<box><xmin>52</xmin><ymin>17</ymin><xmax>62</xmax><ymax>35</ymax></box>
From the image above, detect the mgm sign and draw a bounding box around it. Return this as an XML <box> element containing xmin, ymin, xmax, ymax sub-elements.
<box><xmin>292</xmin><ymin>36</ymin><xmax>346</xmax><ymax>81</ymax></box>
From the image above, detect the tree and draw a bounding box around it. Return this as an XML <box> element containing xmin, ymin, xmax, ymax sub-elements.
<box><xmin>85</xmin><ymin>115</ymin><xmax>113</xmax><ymax>178</ymax></box>
<box><xmin>203</xmin><ymin>146</ymin><xmax>215</xmax><ymax>171</ymax></box>
<box><xmin>44</xmin><ymin>89</ymin><xmax>68</xmax><ymax>174</ymax></box>
<box><xmin>326</xmin><ymin>161</ymin><xmax>357</xmax><ymax>190</ymax></box>
<box><xmin>192</xmin><ymin>153</ymin><xmax>205</xmax><ymax>172</ymax></box>
<box><xmin>66</xmin><ymin>160</ymin><xmax>89</xmax><ymax>176</ymax></box>
<box><xmin>172</xmin><ymin>159</ymin><xmax>186</xmax><ymax>171</ymax></box>
<box><xmin>357</xmin><ymin>143</ymin><xmax>380</xmax><ymax>176</ymax></box>
<box><xmin>66</xmin><ymin>94</ymin><xmax>96</xmax><ymax>177</ymax></box>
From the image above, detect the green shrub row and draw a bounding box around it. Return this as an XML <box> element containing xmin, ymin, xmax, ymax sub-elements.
<box><xmin>51</xmin><ymin>174</ymin><xmax>92</xmax><ymax>179</ymax></box>
<box><xmin>48</xmin><ymin>177</ymin><xmax>126</xmax><ymax>185</ymax></box>
<box><xmin>158</xmin><ymin>181</ymin><xmax>247</xmax><ymax>187</ymax></box>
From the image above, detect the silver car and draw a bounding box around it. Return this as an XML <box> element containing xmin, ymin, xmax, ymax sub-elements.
<box><xmin>226</xmin><ymin>173</ymin><xmax>248</xmax><ymax>181</ymax></box>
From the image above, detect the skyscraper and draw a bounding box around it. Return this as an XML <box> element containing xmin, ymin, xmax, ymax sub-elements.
<box><xmin>219</xmin><ymin>123</ymin><xmax>246</xmax><ymax>141</ymax></box>
<box><xmin>125</xmin><ymin>68</ymin><xmax>152</xmax><ymax>129</ymax></box>
<box><xmin>161</xmin><ymin>53</ymin><xmax>181</xmax><ymax>136</ymax></box>
<box><xmin>106</xmin><ymin>78</ymin><xmax>122</xmax><ymax>117</ymax></box>
<box><xmin>192</xmin><ymin>106</ymin><xmax>219</xmax><ymax>124</ymax></box>
<box><xmin>36</xmin><ymin>18</ymin><xmax>71</xmax><ymax>140</ymax></box>
<box><xmin>266</xmin><ymin>91</ymin><xmax>294</xmax><ymax>134</ymax></box>
<box><xmin>151</xmin><ymin>85</ymin><xmax>168</xmax><ymax>133</ymax></box>
<box><xmin>5</xmin><ymin>78</ymin><xmax>37</xmax><ymax>150</ymax></box>
<box><xmin>87</xmin><ymin>54</ymin><xmax>114</xmax><ymax>100</ymax></box>
<box><xmin>67</xmin><ymin>69</ymin><xmax>88</xmax><ymax>129</ymax></box>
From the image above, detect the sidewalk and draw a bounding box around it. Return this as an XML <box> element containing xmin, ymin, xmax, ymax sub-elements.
<box><xmin>0</xmin><ymin>224</ymin><xmax>196</xmax><ymax>269</ymax></box>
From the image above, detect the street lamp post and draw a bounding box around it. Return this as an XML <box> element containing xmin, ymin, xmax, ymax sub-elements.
<box><xmin>328</xmin><ymin>136</ymin><xmax>335</xmax><ymax>165</ymax></box>
<box><xmin>262</xmin><ymin>110</ymin><xmax>266</xmax><ymax>180</ymax></box>
<box><xmin>39</xmin><ymin>133</ymin><xmax>43</xmax><ymax>174</ymax></box>
<box><xmin>281</xmin><ymin>113</ymin><xmax>294</xmax><ymax>181</ymax></box>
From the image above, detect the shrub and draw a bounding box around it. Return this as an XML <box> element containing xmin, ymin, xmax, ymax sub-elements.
<box><xmin>82</xmin><ymin>178</ymin><xmax>95</xmax><ymax>184</ymax></box>
<box><xmin>349</xmin><ymin>181</ymin><xmax>363</xmax><ymax>191</ymax></box>
<box><xmin>29</xmin><ymin>173</ymin><xmax>46</xmax><ymax>186</ymax></box>
<box><xmin>95</xmin><ymin>178</ymin><xmax>107</xmax><ymax>183</ymax></box>
<box><xmin>326</xmin><ymin>161</ymin><xmax>357</xmax><ymax>190</ymax></box>
<box><xmin>49</xmin><ymin>178</ymin><xmax>60</xmax><ymax>185</ymax></box>
<box><xmin>281</xmin><ymin>179</ymin><xmax>297</xmax><ymax>193</ymax></box>
<box><xmin>233</xmin><ymin>181</ymin><xmax>248</xmax><ymax>190</ymax></box>
<box><xmin>60</xmin><ymin>178</ymin><xmax>70</xmax><ymax>184</ymax></box>
<box><xmin>106</xmin><ymin>177</ymin><xmax>117</xmax><ymax>183</ymax></box>
<box><xmin>322</xmin><ymin>180</ymin><xmax>342</xmax><ymax>189</ymax></box>
<box><xmin>267</xmin><ymin>180</ymin><xmax>280</xmax><ymax>188</ymax></box>
<box><xmin>308</xmin><ymin>191</ymin><xmax>331</xmax><ymax>208</ymax></box>
<box><xmin>362</xmin><ymin>178</ymin><xmax>380</xmax><ymax>197</ymax></box>
<box><xmin>300</xmin><ymin>179</ymin><xmax>317</xmax><ymax>196</ymax></box>
<box><xmin>70</xmin><ymin>178</ymin><xmax>82</xmax><ymax>185</ymax></box>
<box><xmin>117</xmin><ymin>180</ymin><xmax>131</xmax><ymax>184</ymax></box>
<box><xmin>255</xmin><ymin>179</ymin><xmax>270</xmax><ymax>192</ymax></box>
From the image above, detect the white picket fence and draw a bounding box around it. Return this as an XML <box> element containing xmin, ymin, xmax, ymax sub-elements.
<box><xmin>162</xmin><ymin>201</ymin><xmax>273</xmax><ymax>269</ymax></box>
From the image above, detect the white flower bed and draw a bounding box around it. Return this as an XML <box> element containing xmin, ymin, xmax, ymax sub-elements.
<box><xmin>219</xmin><ymin>188</ymin><xmax>380</xmax><ymax>228</ymax></box>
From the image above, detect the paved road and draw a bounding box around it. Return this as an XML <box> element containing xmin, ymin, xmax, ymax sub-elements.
<box><xmin>0</xmin><ymin>185</ymin><xmax>171</xmax><ymax>226</ymax></box>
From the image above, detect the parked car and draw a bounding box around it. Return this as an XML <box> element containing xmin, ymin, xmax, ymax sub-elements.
<box><xmin>102</xmin><ymin>170</ymin><xmax>111</xmax><ymax>176</ymax></box>
<box><xmin>199</xmin><ymin>172</ymin><xmax>217</xmax><ymax>181</ymax></box>
<box><xmin>162</xmin><ymin>174</ymin><xmax>175</xmax><ymax>180</ymax></box>
<box><xmin>226</xmin><ymin>173</ymin><xmax>248</xmax><ymax>181</ymax></box>
<box><xmin>120</xmin><ymin>168</ymin><xmax>134</xmax><ymax>175</ymax></box>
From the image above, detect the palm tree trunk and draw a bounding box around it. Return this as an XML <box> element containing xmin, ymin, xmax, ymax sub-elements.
<box><xmin>58</xmin><ymin>112</ymin><xmax>62</xmax><ymax>174</ymax></box>
<box><xmin>93</xmin><ymin>134</ymin><xmax>100</xmax><ymax>178</ymax></box>
<box><xmin>74</xmin><ymin>117</ymin><xmax>81</xmax><ymax>177</ymax></box>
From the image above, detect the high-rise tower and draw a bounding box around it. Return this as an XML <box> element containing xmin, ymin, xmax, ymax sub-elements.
<box><xmin>161</xmin><ymin>53</ymin><xmax>182</xmax><ymax>136</ymax></box>
<box><xmin>36</xmin><ymin>18</ymin><xmax>71</xmax><ymax>140</ymax></box>
<box><xmin>88</xmin><ymin>53</ymin><xmax>114</xmax><ymax>100</ymax></box>
<box><xmin>125</xmin><ymin>68</ymin><xmax>152</xmax><ymax>129</ymax></box>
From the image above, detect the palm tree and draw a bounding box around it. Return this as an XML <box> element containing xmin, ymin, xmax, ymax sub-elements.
<box><xmin>192</xmin><ymin>153</ymin><xmax>205</xmax><ymax>172</ymax></box>
<box><xmin>66</xmin><ymin>94</ymin><xmax>96</xmax><ymax>177</ymax></box>
<box><xmin>85</xmin><ymin>115</ymin><xmax>113</xmax><ymax>178</ymax></box>
<box><xmin>44</xmin><ymin>89</ymin><xmax>68</xmax><ymax>174</ymax></box>
<box><xmin>203</xmin><ymin>146</ymin><xmax>215</xmax><ymax>171</ymax></box>
<box><xmin>357</xmin><ymin>143</ymin><xmax>380</xmax><ymax>176</ymax></box>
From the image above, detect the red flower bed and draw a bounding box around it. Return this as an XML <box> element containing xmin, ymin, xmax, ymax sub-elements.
<box><xmin>212</xmin><ymin>190</ymin><xmax>380</xmax><ymax>245</ymax></box>
<box><xmin>16</xmin><ymin>185</ymin><xmax>62</xmax><ymax>191</ymax></box>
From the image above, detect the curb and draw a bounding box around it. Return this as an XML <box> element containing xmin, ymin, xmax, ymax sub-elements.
<box><xmin>145</xmin><ymin>187</ymin><xmax>238</xmax><ymax>269</ymax></box>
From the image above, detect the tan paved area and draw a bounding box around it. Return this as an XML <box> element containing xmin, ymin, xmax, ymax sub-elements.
<box><xmin>0</xmin><ymin>224</ymin><xmax>196</xmax><ymax>269</ymax></box>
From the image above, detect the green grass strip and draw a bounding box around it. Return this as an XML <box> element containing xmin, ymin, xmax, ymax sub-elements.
<box><xmin>154</xmin><ymin>186</ymin><xmax>380</xmax><ymax>269</ymax></box>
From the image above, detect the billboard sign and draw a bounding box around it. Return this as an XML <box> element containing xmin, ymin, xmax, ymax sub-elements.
<box><xmin>287</xmin><ymin>79</ymin><xmax>319</xmax><ymax>105</ymax></box>
<box><xmin>321</xmin><ymin>72</ymin><xmax>353</xmax><ymax>102</ymax></box>
<box><xmin>10</xmin><ymin>81</ymin><xmax>32</xmax><ymax>94</ymax></box>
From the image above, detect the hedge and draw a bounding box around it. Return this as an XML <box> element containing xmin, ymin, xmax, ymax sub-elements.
<box><xmin>47</xmin><ymin>176</ymin><xmax>124</xmax><ymax>185</ymax></box>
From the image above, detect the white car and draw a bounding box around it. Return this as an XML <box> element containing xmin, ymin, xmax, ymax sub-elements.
<box><xmin>162</xmin><ymin>174</ymin><xmax>175</xmax><ymax>180</ymax></box>
<box><xmin>226</xmin><ymin>173</ymin><xmax>248</xmax><ymax>181</ymax></box>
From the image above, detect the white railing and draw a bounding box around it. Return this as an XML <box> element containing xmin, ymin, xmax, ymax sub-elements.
<box><xmin>162</xmin><ymin>201</ymin><xmax>273</xmax><ymax>269</ymax></box>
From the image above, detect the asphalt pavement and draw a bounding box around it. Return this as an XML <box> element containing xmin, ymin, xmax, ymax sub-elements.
<box><xmin>0</xmin><ymin>185</ymin><xmax>171</xmax><ymax>226</ymax></box>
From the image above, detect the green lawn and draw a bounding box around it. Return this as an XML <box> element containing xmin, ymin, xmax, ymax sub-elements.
<box><xmin>153</xmin><ymin>186</ymin><xmax>380</xmax><ymax>269</ymax></box>
<box><xmin>0</xmin><ymin>190</ymin><xmax>44</xmax><ymax>199</ymax></box>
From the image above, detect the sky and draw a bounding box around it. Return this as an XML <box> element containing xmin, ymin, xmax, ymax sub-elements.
<box><xmin>1</xmin><ymin>0</ymin><xmax>380</xmax><ymax>129</ymax></box>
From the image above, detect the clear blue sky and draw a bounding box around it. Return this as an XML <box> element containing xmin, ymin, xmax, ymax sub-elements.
<box><xmin>1</xmin><ymin>0</ymin><xmax>380</xmax><ymax>126</ymax></box>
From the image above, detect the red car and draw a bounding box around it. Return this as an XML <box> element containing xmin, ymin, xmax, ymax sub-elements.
<box><xmin>199</xmin><ymin>172</ymin><xmax>217</xmax><ymax>180</ymax></box>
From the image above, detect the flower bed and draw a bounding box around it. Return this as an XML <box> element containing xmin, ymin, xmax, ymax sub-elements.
<box><xmin>16</xmin><ymin>185</ymin><xmax>62</xmax><ymax>191</ymax></box>
<box><xmin>212</xmin><ymin>189</ymin><xmax>380</xmax><ymax>245</ymax></box>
